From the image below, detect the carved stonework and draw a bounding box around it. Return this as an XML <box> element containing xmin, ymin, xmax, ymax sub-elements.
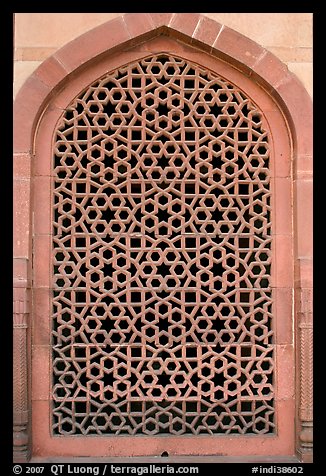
<box><xmin>13</xmin><ymin>280</ymin><xmax>31</xmax><ymax>462</ymax></box>
<box><xmin>50</xmin><ymin>54</ymin><xmax>276</xmax><ymax>437</ymax></box>
<box><xmin>298</xmin><ymin>288</ymin><xmax>313</xmax><ymax>463</ymax></box>
<box><xmin>13</xmin><ymin>12</ymin><xmax>312</xmax><ymax>460</ymax></box>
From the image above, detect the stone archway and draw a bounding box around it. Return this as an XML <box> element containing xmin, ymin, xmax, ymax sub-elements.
<box><xmin>13</xmin><ymin>13</ymin><xmax>312</xmax><ymax>463</ymax></box>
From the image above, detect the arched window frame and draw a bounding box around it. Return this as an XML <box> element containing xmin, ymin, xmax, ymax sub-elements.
<box><xmin>13</xmin><ymin>13</ymin><xmax>312</xmax><ymax>463</ymax></box>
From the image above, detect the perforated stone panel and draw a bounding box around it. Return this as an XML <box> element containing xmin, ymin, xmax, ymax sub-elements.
<box><xmin>52</xmin><ymin>54</ymin><xmax>274</xmax><ymax>435</ymax></box>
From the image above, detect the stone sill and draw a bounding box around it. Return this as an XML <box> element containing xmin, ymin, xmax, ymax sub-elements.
<box><xmin>31</xmin><ymin>455</ymin><xmax>300</xmax><ymax>464</ymax></box>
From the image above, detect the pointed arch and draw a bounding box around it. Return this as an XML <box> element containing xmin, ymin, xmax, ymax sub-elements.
<box><xmin>13</xmin><ymin>13</ymin><xmax>312</xmax><ymax>463</ymax></box>
<box><xmin>14</xmin><ymin>12</ymin><xmax>312</xmax><ymax>156</ymax></box>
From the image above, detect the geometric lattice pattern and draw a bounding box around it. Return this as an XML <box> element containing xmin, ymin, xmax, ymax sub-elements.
<box><xmin>52</xmin><ymin>54</ymin><xmax>274</xmax><ymax>435</ymax></box>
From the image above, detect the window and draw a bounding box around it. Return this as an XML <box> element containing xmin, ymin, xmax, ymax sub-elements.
<box><xmin>52</xmin><ymin>54</ymin><xmax>274</xmax><ymax>436</ymax></box>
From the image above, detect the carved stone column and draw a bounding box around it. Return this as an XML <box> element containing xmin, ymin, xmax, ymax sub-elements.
<box><xmin>297</xmin><ymin>288</ymin><xmax>313</xmax><ymax>463</ymax></box>
<box><xmin>13</xmin><ymin>278</ymin><xmax>31</xmax><ymax>462</ymax></box>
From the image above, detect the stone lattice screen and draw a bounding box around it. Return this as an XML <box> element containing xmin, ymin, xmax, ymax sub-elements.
<box><xmin>52</xmin><ymin>54</ymin><xmax>274</xmax><ymax>436</ymax></box>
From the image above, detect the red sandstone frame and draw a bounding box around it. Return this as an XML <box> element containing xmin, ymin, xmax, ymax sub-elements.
<box><xmin>13</xmin><ymin>13</ymin><xmax>313</xmax><ymax>462</ymax></box>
